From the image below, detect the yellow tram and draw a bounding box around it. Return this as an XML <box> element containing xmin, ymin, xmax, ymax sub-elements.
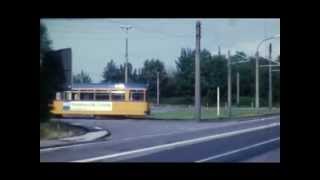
<box><xmin>51</xmin><ymin>83</ymin><xmax>150</xmax><ymax>118</ymax></box>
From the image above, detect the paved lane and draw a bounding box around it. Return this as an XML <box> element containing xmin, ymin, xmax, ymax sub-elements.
<box><xmin>40</xmin><ymin>115</ymin><xmax>280</xmax><ymax>162</ymax></box>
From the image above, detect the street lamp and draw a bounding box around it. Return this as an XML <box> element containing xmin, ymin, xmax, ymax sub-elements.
<box><xmin>255</xmin><ymin>34</ymin><xmax>280</xmax><ymax>109</ymax></box>
<box><xmin>120</xmin><ymin>25</ymin><xmax>133</xmax><ymax>84</ymax></box>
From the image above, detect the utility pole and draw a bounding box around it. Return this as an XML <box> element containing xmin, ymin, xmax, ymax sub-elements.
<box><xmin>157</xmin><ymin>71</ymin><xmax>160</xmax><ymax>105</ymax></box>
<box><xmin>237</xmin><ymin>72</ymin><xmax>240</xmax><ymax>106</ymax></box>
<box><xmin>255</xmin><ymin>34</ymin><xmax>279</xmax><ymax>110</ymax></box>
<box><xmin>268</xmin><ymin>43</ymin><xmax>272</xmax><ymax>111</ymax></box>
<box><xmin>120</xmin><ymin>25</ymin><xmax>132</xmax><ymax>83</ymax></box>
<box><xmin>227</xmin><ymin>50</ymin><xmax>232</xmax><ymax>118</ymax></box>
<box><xmin>194</xmin><ymin>21</ymin><xmax>201</xmax><ymax>121</ymax></box>
<box><xmin>218</xmin><ymin>46</ymin><xmax>221</xmax><ymax>56</ymax></box>
<box><xmin>217</xmin><ymin>86</ymin><xmax>220</xmax><ymax>117</ymax></box>
<box><xmin>255</xmin><ymin>51</ymin><xmax>260</xmax><ymax>109</ymax></box>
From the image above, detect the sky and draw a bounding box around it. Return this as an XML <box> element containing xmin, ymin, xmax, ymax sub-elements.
<box><xmin>42</xmin><ymin>18</ymin><xmax>280</xmax><ymax>82</ymax></box>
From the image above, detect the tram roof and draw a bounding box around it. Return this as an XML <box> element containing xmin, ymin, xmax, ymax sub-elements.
<box><xmin>71</xmin><ymin>83</ymin><xmax>148</xmax><ymax>90</ymax></box>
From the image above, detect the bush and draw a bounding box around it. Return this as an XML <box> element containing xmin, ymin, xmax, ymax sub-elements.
<box><xmin>40</xmin><ymin>69</ymin><xmax>50</xmax><ymax>123</ymax></box>
<box><xmin>150</xmin><ymin>96</ymin><xmax>194</xmax><ymax>105</ymax></box>
<box><xmin>238</xmin><ymin>96</ymin><xmax>255</xmax><ymax>107</ymax></box>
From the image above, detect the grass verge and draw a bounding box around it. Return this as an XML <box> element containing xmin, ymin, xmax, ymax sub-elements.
<box><xmin>148</xmin><ymin>106</ymin><xmax>280</xmax><ymax>121</ymax></box>
<box><xmin>40</xmin><ymin>121</ymin><xmax>87</xmax><ymax>140</ymax></box>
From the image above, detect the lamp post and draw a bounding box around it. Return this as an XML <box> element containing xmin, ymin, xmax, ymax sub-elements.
<box><xmin>255</xmin><ymin>34</ymin><xmax>280</xmax><ymax>109</ymax></box>
<box><xmin>120</xmin><ymin>25</ymin><xmax>133</xmax><ymax>83</ymax></box>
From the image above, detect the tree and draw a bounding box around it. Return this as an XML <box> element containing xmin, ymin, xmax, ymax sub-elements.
<box><xmin>73</xmin><ymin>70</ymin><xmax>92</xmax><ymax>84</ymax></box>
<box><xmin>162</xmin><ymin>71</ymin><xmax>178</xmax><ymax>97</ymax></box>
<box><xmin>175</xmin><ymin>48</ymin><xmax>195</xmax><ymax>98</ymax></box>
<box><xmin>40</xmin><ymin>22</ymin><xmax>51</xmax><ymax>64</ymax></box>
<box><xmin>40</xmin><ymin>22</ymin><xmax>52</xmax><ymax>122</ymax></box>
<box><xmin>119</xmin><ymin>62</ymin><xmax>133</xmax><ymax>82</ymax></box>
<box><xmin>231</xmin><ymin>55</ymin><xmax>255</xmax><ymax>105</ymax></box>
<box><xmin>140</xmin><ymin>59</ymin><xmax>168</xmax><ymax>98</ymax></box>
<box><xmin>175</xmin><ymin>48</ymin><xmax>228</xmax><ymax>105</ymax></box>
<box><xmin>230</xmin><ymin>51</ymin><xmax>247</xmax><ymax>63</ymax></box>
<box><xmin>41</xmin><ymin>22</ymin><xmax>67</xmax><ymax>123</ymax></box>
<box><xmin>204</xmin><ymin>53</ymin><xmax>228</xmax><ymax>105</ymax></box>
<box><xmin>102</xmin><ymin>59</ymin><xmax>121</xmax><ymax>83</ymax></box>
<box><xmin>131</xmin><ymin>68</ymin><xmax>139</xmax><ymax>82</ymax></box>
<box><xmin>102</xmin><ymin>60</ymin><xmax>135</xmax><ymax>83</ymax></box>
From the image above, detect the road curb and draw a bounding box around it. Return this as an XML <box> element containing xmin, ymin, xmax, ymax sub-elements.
<box><xmin>40</xmin><ymin>122</ymin><xmax>111</xmax><ymax>150</ymax></box>
<box><xmin>147</xmin><ymin>113</ymin><xmax>280</xmax><ymax>122</ymax></box>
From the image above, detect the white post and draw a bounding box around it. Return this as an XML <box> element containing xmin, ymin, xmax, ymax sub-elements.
<box><xmin>157</xmin><ymin>71</ymin><xmax>160</xmax><ymax>105</ymax></box>
<box><xmin>237</xmin><ymin>72</ymin><xmax>240</xmax><ymax>106</ymax></box>
<box><xmin>217</xmin><ymin>86</ymin><xmax>220</xmax><ymax>117</ymax></box>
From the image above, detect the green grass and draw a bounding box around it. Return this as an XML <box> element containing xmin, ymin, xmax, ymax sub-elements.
<box><xmin>149</xmin><ymin>96</ymin><xmax>194</xmax><ymax>105</ymax></box>
<box><xmin>40</xmin><ymin>121</ymin><xmax>86</xmax><ymax>140</ymax></box>
<box><xmin>148</xmin><ymin>107</ymin><xmax>280</xmax><ymax>120</ymax></box>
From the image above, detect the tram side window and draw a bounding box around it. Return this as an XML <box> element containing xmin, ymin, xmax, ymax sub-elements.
<box><xmin>130</xmin><ymin>90</ymin><xmax>144</xmax><ymax>101</ymax></box>
<box><xmin>64</xmin><ymin>91</ymin><xmax>72</xmax><ymax>101</ymax></box>
<box><xmin>111</xmin><ymin>93</ymin><xmax>125</xmax><ymax>101</ymax></box>
<box><xmin>72</xmin><ymin>93</ymin><xmax>80</xmax><ymax>101</ymax></box>
<box><xmin>95</xmin><ymin>93</ymin><xmax>110</xmax><ymax>101</ymax></box>
<box><xmin>80</xmin><ymin>93</ymin><xmax>94</xmax><ymax>101</ymax></box>
<box><xmin>56</xmin><ymin>92</ymin><xmax>61</xmax><ymax>100</ymax></box>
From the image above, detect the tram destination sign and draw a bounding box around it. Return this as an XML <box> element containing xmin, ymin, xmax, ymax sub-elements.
<box><xmin>63</xmin><ymin>101</ymin><xmax>112</xmax><ymax>111</ymax></box>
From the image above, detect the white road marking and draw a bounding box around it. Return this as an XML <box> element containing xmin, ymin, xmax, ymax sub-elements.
<box><xmin>195</xmin><ymin>137</ymin><xmax>280</xmax><ymax>163</ymax></box>
<box><xmin>240</xmin><ymin>116</ymin><xmax>279</xmax><ymax>123</ymax></box>
<box><xmin>40</xmin><ymin>116</ymin><xmax>279</xmax><ymax>153</ymax></box>
<box><xmin>71</xmin><ymin>122</ymin><xmax>280</xmax><ymax>162</ymax></box>
<box><xmin>107</xmin><ymin>116</ymin><xmax>279</xmax><ymax>142</ymax></box>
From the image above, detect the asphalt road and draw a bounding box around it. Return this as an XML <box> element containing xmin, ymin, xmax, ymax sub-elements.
<box><xmin>40</xmin><ymin>115</ymin><xmax>280</xmax><ymax>162</ymax></box>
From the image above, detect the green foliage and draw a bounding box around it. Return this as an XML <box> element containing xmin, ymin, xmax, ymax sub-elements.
<box><xmin>175</xmin><ymin>48</ymin><xmax>229</xmax><ymax>102</ymax></box>
<box><xmin>98</xmin><ymin>48</ymin><xmax>281</xmax><ymax>108</ymax></box>
<box><xmin>40</xmin><ymin>121</ymin><xmax>86</xmax><ymax>140</ymax></box>
<box><xmin>140</xmin><ymin>59</ymin><xmax>168</xmax><ymax>97</ymax></box>
<box><xmin>102</xmin><ymin>60</ymin><xmax>135</xmax><ymax>83</ymax></box>
<box><xmin>175</xmin><ymin>48</ymin><xmax>195</xmax><ymax>96</ymax></box>
<box><xmin>238</xmin><ymin>96</ymin><xmax>255</xmax><ymax>107</ymax></box>
<box><xmin>40</xmin><ymin>22</ymin><xmax>51</xmax><ymax>62</ymax></box>
<box><xmin>40</xmin><ymin>22</ymin><xmax>52</xmax><ymax>123</ymax></box>
<box><xmin>73</xmin><ymin>70</ymin><xmax>92</xmax><ymax>84</ymax></box>
<box><xmin>40</xmin><ymin>22</ymin><xmax>65</xmax><ymax>123</ymax></box>
<box><xmin>40</xmin><ymin>68</ymin><xmax>50</xmax><ymax>122</ymax></box>
<box><xmin>173</xmin><ymin>48</ymin><xmax>280</xmax><ymax>107</ymax></box>
<box><xmin>102</xmin><ymin>59</ymin><xmax>122</xmax><ymax>83</ymax></box>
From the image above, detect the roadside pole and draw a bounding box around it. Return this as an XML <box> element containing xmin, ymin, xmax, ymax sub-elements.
<box><xmin>268</xmin><ymin>43</ymin><xmax>272</xmax><ymax>112</ymax></box>
<box><xmin>157</xmin><ymin>71</ymin><xmax>160</xmax><ymax>105</ymax></box>
<box><xmin>194</xmin><ymin>21</ymin><xmax>201</xmax><ymax>121</ymax></box>
<box><xmin>255</xmin><ymin>51</ymin><xmax>260</xmax><ymax>110</ymax></box>
<box><xmin>217</xmin><ymin>86</ymin><xmax>220</xmax><ymax>117</ymax></box>
<box><xmin>227</xmin><ymin>50</ymin><xmax>232</xmax><ymax>118</ymax></box>
<box><xmin>236</xmin><ymin>72</ymin><xmax>240</xmax><ymax>106</ymax></box>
